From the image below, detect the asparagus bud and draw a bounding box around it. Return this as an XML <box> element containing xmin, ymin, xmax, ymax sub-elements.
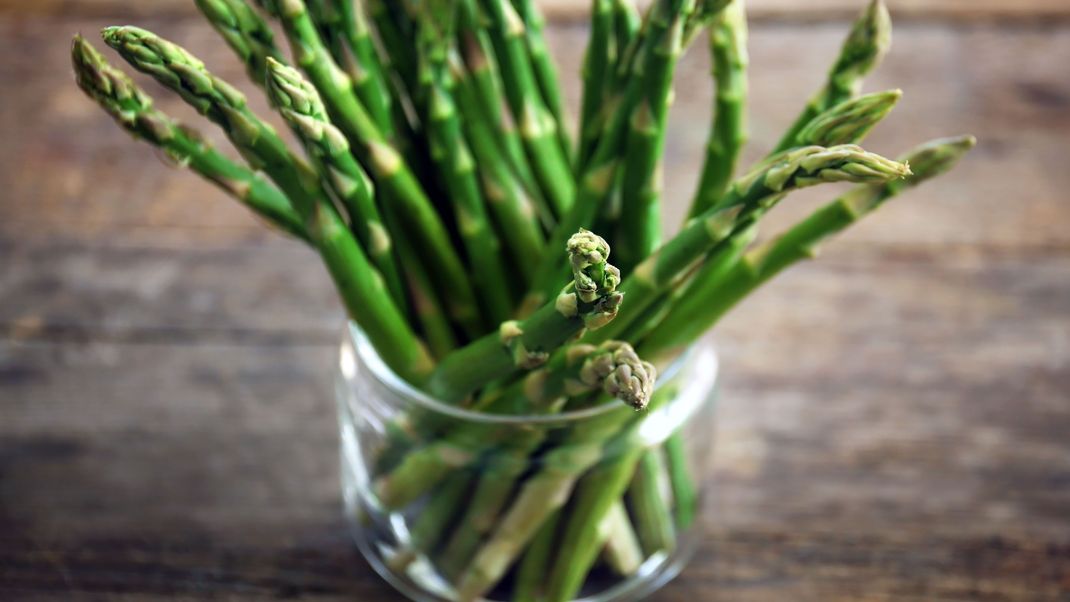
<box><xmin>101</xmin><ymin>25</ymin><xmax>324</xmax><ymax>219</ymax></box>
<box><xmin>830</xmin><ymin>0</ymin><xmax>892</xmax><ymax>100</ymax></box>
<box><xmin>589</xmin><ymin>144</ymin><xmax>910</xmax><ymax>345</ymax></box>
<box><xmin>265</xmin><ymin>58</ymin><xmax>409</xmax><ymax>311</ymax></box>
<box><xmin>568</xmin><ymin>229</ymin><xmax>620</xmax><ymax>303</ymax></box>
<box><xmin>425</xmin><ymin>230</ymin><xmax>624</xmax><ymax>404</ymax></box>
<box><xmin>102</xmin><ymin>26</ymin><xmax>249</xmax><ymax>129</ymax></box>
<box><xmin>887</xmin><ymin>135</ymin><xmax>977</xmax><ymax>194</ymax></box>
<box><xmin>797</xmin><ymin>89</ymin><xmax>901</xmax><ymax>147</ymax></box>
<box><xmin>578</xmin><ymin>341</ymin><xmax>657</xmax><ymax>410</ymax></box>
<box><xmin>70</xmin><ymin>35</ymin><xmax>307</xmax><ymax>241</ymax></box>
<box><xmin>643</xmin><ymin>136</ymin><xmax>974</xmax><ymax>362</ymax></box>
<box><xmin>773</xmin><ymin>0</ymin><xmax>892</xmax><ymax>152</ymax></box>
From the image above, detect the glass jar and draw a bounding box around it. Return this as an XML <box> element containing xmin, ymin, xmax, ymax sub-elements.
<box><xmin>337</xmin><ymin>323</ymin><xmax>719</xmax><ymax>602</ymax></box>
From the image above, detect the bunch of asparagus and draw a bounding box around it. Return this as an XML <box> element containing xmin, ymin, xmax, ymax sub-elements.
<box><xmin>72</xmin><ymin>0</ymin><xmax>973</xmax><ymax>599</ymax></box>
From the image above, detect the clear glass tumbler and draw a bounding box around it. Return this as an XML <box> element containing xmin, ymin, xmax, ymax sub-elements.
<box><xmin>337</xmin><ymin>324</ymin><xmax>719</xmax><ymax>602</ymax></box>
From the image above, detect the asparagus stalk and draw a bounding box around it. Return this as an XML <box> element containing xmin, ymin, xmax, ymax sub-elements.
<box><xmin>510</xmin><ymin>0</ymin><xmax>572</xmax><ymax>162</ymax></box>
<box><xmin>479</xmin><ymin>0</ymin><xmax>576</xmax><ymax>217</ymax></box>
<box><xmin>434</xmin><ymin>341</ymin><xmax>657</xmax><ymax>571</ymax></box>
<box><xmin>425</xmin><ymin>230</ymin><xmax>624</xmax><ymax>403</ymax></box>
<box><xmin>577</xmin><ymin>0</ymin><xmax>614</xmax><ymax>173</ymax></box>
<box><xmin>611</xmin><ymin>0</ymin><xmax>642</xmax><ymax>70</ymax></box>
<box><xmin>627</xmin><ymin>448</ymin><xmax>676</xmax><ymax>554</ymax></box>
<box><xmin>688</xmin><ymin>0</ymin><xmax>748</xmax><ymax>219</ymax></box>
<box><xmin>394</xmin><ymin>232</ymin><xmax>459</xmax><ymax>359</ymax></box>
<box><xmin>71</xmin><ymin>36</ymin><xmax>307</xmax><ymax>242</ymax></box>
<box><xmin>455</xmin><ymin>370</ymin><xmax>662</xmax><ymax>602</ymax></box>
<box><xmin>101</xmin><ymin>26</ymin><xmax>324</xmax><ymax>214</ymax></box>
<box><xmin>387</xmin><ymin>470</ymin><xmax>475</xmax><ymax>571</ymax></box>
<box><xmin>375</xmin><ymin>339</ymin><xmax>654</xmax><ymax>509</ymax></box>
<box><xmin>539</xmin><ymin>148</ymin><xmax>958</xmax><ymax>599</ymax></box>
<box><xmin>97</xmin><ymin>27</ymin><xmax>435</xmax><ymax>383</ymax></box>
<box><xmin>451</xmin><ymin>54</ymin><xmax>546</xmax><ymax>288</ymax></box>
<box><xmin>305</xmin><ymin>0</ymin><xmax>395</xmax><ymax>136</ymax></box>
<box><xmin>422</xmin><ymin>74</ymin><xmax>514</xmax><ymax>324</ymax></box>
<box><xmin>194</xmin><ymin>0</ymin><xmax>284</xmax><ymax>87</ymax></box>
<box><xmin>456</xmin><ymin>1</ymin><xmax>544</xmax><ymax>215</ymax></box>
<box><xmin>684</xmin><ymin>0</ymin><xmax>732</xmax><ymax>44</ymax></box>
<box><xmin>614</xmin><ymin>0</ymin><xmax>692</xmax><ymax>273</ymax></box>
<box><xmin>526</xmin><ymin>0</ymin><xmax>695</xmax><ymax>307</ymax></box>
<box><xmin>588</xmin><ymin>145</ymin><xmax>912</xmax><ymax>345</ymax></box>
<box><xmin>772</xmin><ymin>0</ymin><xmax>891</xmax><ymax>153</ymax></box>
<box><xmin>265</xmin><ymin>58</ymin><xmax>408</xmax><ymax>312</ymax></box>
<box><xmin>257</xmin><ymin>0</ymin><xmax>486</xmax><ymax>338</ymax></box>
<box><xmin>644</xmin><ymin>136</ymin><xmax>976</xmax><ymax>362</ymax></box>
<box><xmin>664</xmin><ymin>431</ymin><xmax>697</xmax><ymax>527</ymax></box>
<box><xmin>600</xmin><ymin>500</ymin><xmax>644</xmax><ymax>575</ymax></box>
<box><xmin>331</xmin><ymin>0</ymin><xmax>397</xmax><ymax>135</ymax></box>
<box><xmin>513</xmin><ymin>509</ymin><xmax>562</xmax><ymax>602</ymax></box>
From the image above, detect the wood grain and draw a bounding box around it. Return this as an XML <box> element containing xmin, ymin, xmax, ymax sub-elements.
<box><xmin>1</xmin><ymin>10</ymin><xmax>1068</xmax><ymax>602</ymax></box>
<box><xmin>3</xmin><ymin>0</ymin><xmax>1069</xmax><ymax>20</ymax></box>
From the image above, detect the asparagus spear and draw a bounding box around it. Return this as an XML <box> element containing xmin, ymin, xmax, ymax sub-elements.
<box><xmin>537</xmin><ymin>379</ymin><xmax>680</xmax><ymax>602</ymax></box>
<box><xmin>331</xmin><ymin>0</ymin><xmax>397</xmax><ymax>135</ymax></box>
<box><xmin>526</xmin><ymin>0</ymin><xmax>695</xmax><ymax>308</ymax></box>
<box><xmin>684</xmin><ymin>0</ymin><xmax>733</xmax><ymax>44</ymax></box>
<box><xmin>479</xmin><ymin>0</ymin><xmax>576</xmax><ymax>217</ymax></box>
<box><xmin>375</xmin><ymin>339</ymin><xmax>654</xmax><ymax>509</ymax></box>
<box><xmin>555</xmin><ymin>140</ymin><xmax>972</xmax><ymax>592</ymax></box>
<box><xmin>688</xmin><ymin>0</ymin><xmax>748</xmax><ymax>219</ymax></box>
<box><xmin>101</xmin><ymin>26</ymin><xmax>324</xmax><ymax>214</ymax></box>
<box><xmin>70</xmin><ymin>36</ymin><xmax>306</xmax><ymax>242</ymax></box>
<box><xmin>510</xmin><ymin>0</ymin><xmax>572</xmax><ymax>163</ymax></box>
<box><xmin>96</xmin><ymin>27</ymin><xmax>438</xmax><ymax>383</ymax></box>
<box><xmin>797</xmin><ymin>89</ymin><xmax>902</xmax><ymax>147</ymax></box>
<box><xmin>588</xmin><ymin>145</ymin><xmax>911</xmax><ymax>345</ymax></box>
<box><xmin>600</xmin><ymin>500</ymin><xmax>644</xmax><ymax>575</ymax></box>
<box><xmin>394</xmin><ymin>232</ymin><xmax>459</xmax><ymax>359</ymax></box>
<box><xmin>386</xmin><ymin>470</ymin><xmax>475</xmax><ymax>571</ymax></box>
<box><xmin>194</xmin><ymin>0</ymin><xmax>284</xmax><ymax>86</ymax></box>
<box><xmin>265</xmin><ymin>58</ymin><xmax>408</xmax><ymax>313</ymax></box>
<box><xmin>456</xmin><ymin>0</ymin><xmax>544</xmax><ymax>215</ymax></box>
<box><xmin>513</xmin><ymin>509</ymin><xmax>562</xmax><ymax>602</ymax></box>
<box><xmin>577</xmin><ymin>0</ymin><xmax>614</xmax><ymax>173</ymax></box>
<box><xmin>454</xmin><ymin>369</ymin><xmax>662</xmax><ymax>602</ymax></box>
<box><xmin>614</xmin><ymin>0</ymin><xmax>693</xmax><ymax>273</ymax></box>
<box><xmin>435</xmin><ymin>340</ymin><xmax>656</xmax><ymax>571</ymax></box>
<box><xmin>450</xmin><ymin>54</ymin><xmax>546</xmax><ymax>288</ymax></box>
<box><xmin>425</xmin><ymin>230</ymin><xmax>625</xmax><ymax>403</ymax></box>
<box><xmin>664</xmin><ymin>429</ymin><xmax>698</xmax><ymax>527</ymax></box>
<box><xmin>425</xmin><ymin>83</ymin><xmax>515</xmax><ymax>325</ymax></box>
<box><xmin>644</xmin><ymin>136</ymin><xmax>976</xmax><ymax>362</ymax></box>
<box><xmin>773</xmin><ymin>0</ymin><xmax>891</xmax><ymax>153</ymax></box>
<box><xmin>611</xmin><ymin>0</ymin><xmax>641</xmax><ymax>73</ymax></box>
<box><xmin>627</xmin><ymin>448</ymin><xmax>676</xmax><ymax>554</ymax></box>
<box><xmin>256</xmin><ymin>0</ymin><xmax>486</xmax><ymax>338</ymax></box>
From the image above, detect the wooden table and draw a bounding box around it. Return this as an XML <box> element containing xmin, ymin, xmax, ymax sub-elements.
<box><xmin>2</xmin><ymin>4</ymin><xmax>1068</xmax><ymax>600</ymax></box>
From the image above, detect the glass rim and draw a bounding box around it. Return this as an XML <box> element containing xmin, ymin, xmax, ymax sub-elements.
<box><xmin>342</xmin><ymin>322</ymin><xmax>716</xmax><ymax>426</ymax></box>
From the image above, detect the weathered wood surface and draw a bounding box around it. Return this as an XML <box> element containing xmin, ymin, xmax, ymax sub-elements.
<box><xmin>2</xmin><ymin>11</ymin><xmax>1069</xmax><ymax>602</ymax></box>
<box><xmin>4</xmin><ymin>0</ymin><xmax>1070</xmax><ymax>20</ymax></box>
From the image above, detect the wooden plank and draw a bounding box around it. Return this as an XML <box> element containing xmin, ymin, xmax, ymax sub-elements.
<box><xmin>3</xmin><ymin>18</ymin><xmax>1069</xmax><ymax>252</ymax></box>
<box><xmin>1</xmin><ymin>256</ymin><xmax>1067</xmax><ymax>598</ymax></box>
<box><xmin>2</xmin><ymin>0</ymin><xmax>1069</xmax><ymax>21</ymax></box>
